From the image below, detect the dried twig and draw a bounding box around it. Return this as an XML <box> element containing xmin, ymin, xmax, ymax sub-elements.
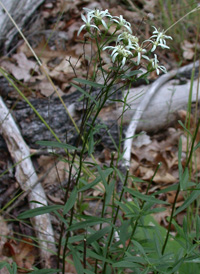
<box><xmin>0</xmin><ymin>96</ymin><xmax>56</xmax><ymax>268</ymax></box>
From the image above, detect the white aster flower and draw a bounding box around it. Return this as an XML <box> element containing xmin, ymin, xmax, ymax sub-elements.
<box><xmin>77</xmin><ymin>13</ymin><xmax>100</xmax><ymax>36</ymax></box>
<box><xmin>150</xmin><ymin>26</ymin><xmax>172</xmax><ymax>46</ymax></box>
<box><xmin>144</xmin><ymin>39</ymin><xmax>170</xmax><ymax>52</ymax></box>
<box><xmin>83</xmin><ymin>8</ymin><xmax>112</xmax><ymax>29</ymax></box>
<box><xmin>111</xmin><ymin>15</ymin><xmax>132</xmax><ymax>33</ymax></box>
<box><xmin>133</xmin><ymin>43</ymin><xmax>147</xmax><ymax>65</ymax></box>
<box><xmin>103</xmin><ymin>44</ymin><xmax>133</xmax><ymax>67</ymax></box>
<box><xmin>117</xmin><ymin>31</ymin><xmax>139</xmax><ymax>47</ymax></box>
<box><xmin>150</xmin><ymin>54</ymin><xmax>167</xmax><ymax>75</ymax></box>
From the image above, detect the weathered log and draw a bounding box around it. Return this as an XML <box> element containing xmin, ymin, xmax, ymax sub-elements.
<box><xmin>0</xmin><ymin>62</ymin><xmax>199</xmax><ymax>152</ymax></box>
<box><xmin>100</xmin><ymin>62</ymin><xmax>200</xmax><ymax>132</ymax></box>
<box><xmin>0</xmin><ymin>83</ymin><xmax>122</xmax><ymax>150</ymax></box>
<box><xmin>0</xmin><ymin>0</ymin><xmax>45</xmax><ymax>53</ymax></box>
<box><xmin>0</xmin><ymin>95</ymin><xmax>56</xmax><ymax>268</ymax></box>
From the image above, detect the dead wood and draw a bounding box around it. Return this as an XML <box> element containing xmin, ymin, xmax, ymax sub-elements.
<box><xmin>0</xmin><ymin>62</ymin><xmax>199</xmax><ymax>154</ymax></box>
<box><xmin>0</xmin><ymin>0</ymin><xmax>45</xmax><ymax>53</ymax></box>
<box><xmin>0</xmin><ymin>96</ymin><xmax>56</xmax><ymax>268</ymax></box>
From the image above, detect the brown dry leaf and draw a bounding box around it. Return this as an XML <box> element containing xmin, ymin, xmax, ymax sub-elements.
<box><xmin>167</xmin><ymin>191</ymin><xmax>184</xmax><ymax>204</ymax></box>
<box><xmin>3</xmin><ymin>238</ymin><xmax>36</xmax><ymax>272</ymax></box>
<box><xmin>153</xmin><ymin>207</ymin><xmax>171</xmax><ymax>227</ymax></box>
<box><xmin>0</xmin><ymin>216</ymin><xmax>9</xmax><ymax>254</ymax></box>
<box><xmin>153</xmin><ymin>172</ymin><xmax>177</xmax><ymax>184</ymax></box>
<box><xmin>33</xmin><ymin>80</ymin><xmax>64</xmax><ymax>97</ymax></box>
<box><xmin>1</xmin><ymin>53</ymin><xmax>39</xmax><ymax>82</ymax></box>
<box><xmin>49</xmin><ymin>56</ymin><xmax>81</xmax><ymax>80</ymax></box>
<box><xmin>132</xmin><ymin>145</ymin><xmax>158</xmax><ymax>163</ymax></box>
<box><xmin>133</xmin><ymin>131</ymin><xmax>151</xmax><ymax>148</ymax></box>
<box><xmin>18</xmin><ymin>40</ymin><xmax>67</xmax><ymax>60</ymax></box>
<box><xmin>138</xmin><ymin>166</ymin><xmax>154</xmax><ymax>180</ymax></box>
<box><xmin>138</xmin><ymin>165</ymin><xmax>177</xmax><ymax>184</ymax></box>
<box><xmin>181</xmin><ymin>40</ymin><xmax>195</xmax><ymax>60</ymax></box>
<box><xmin>0</xmin><ymin>217</ymin><xmax>13</xmax><ymax>274</ymax></box>
<box><xmin>37</xmin><ymin>155</ymin><xmax>69</xmax><ymax>187</ymax></box>
<box><xmin>93</xmin><ymin>182</ymin><xmax>105</xmax><ymax>197</ymax></box>
<box><xmin>143</xmin><ymin>0</ymin><xmax>157</xmax><ymax>12</ymax></box>
<box><xmin>14</xmin><ymin>238</ymin><xmax>35</xmax><ymax>272</ymax></box>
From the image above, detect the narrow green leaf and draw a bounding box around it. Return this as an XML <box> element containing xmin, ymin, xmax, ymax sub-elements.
<box><xmin>63</xmin><ymin>187</ymin><xmax>77</xmax><ymax>215</ymax></box>
<box><xmin>84</xmin><ymin>270</ymin><xmax>96</xmax><ymax>274</ymax></box>
<box><xmin>178</xmin><ymin>137</ymin><xmax>183</xmax><ymax>180</ymax></box>
<box><xmin>121</xmin><ymin>70</ymin><xmax>143</xmax><ymax>79</ymax></box>
<box><xmin>0</xmin><ymin>262</ymin><xmax>8</xmax><ymax>269</ymax></box>
<box><xmin>105</xmin><ymin>180</ymin><xmax>115</xmax><ymax>206</ymax></box>
<box><xmin>171</xmin><ymin>219</ymin><xmax>184</xmax><ymax>237</ymax></box>
<box><xmin>144</xmin><ymin>207</ymin><xmax>166</xmax><ymax>214</ymax></box>
<box><xmin>97</xmin><ymin>166</ymin><xmax>114</xmax><ymax>191</ymax></box>
<box><xmin>113</xmin><ymin>261</ymin><xmax>140</xmax><ymax>268</ymax></box>
<box><xmin>11</xmin><ymin>262</ymin><xmax>17</xmax><ymax>274</ymax></box>
<box><xmin>170</xmin><ymin>257</ymin><xmax>185</xmax><ymax>273</ymax></box>
<box><xmin>88</xmin><ymin>131</ymin><xmax>94</xmax><ymax>155</ymax></box>
<box><xmin>154</xmin><ymin>184</ymin><xmax>178</xmax><ymax>195</ymax></box>
<box><xmin>196</xmin><ymin>216</ymin><xmax>200</xmax><ymax>240</ymax></box>
<box><xmin>71</xmin><ymin>83</ymin><xmax>98</xmax><ymax>105</ymax></box>
<box><xmin>97</xmin><ymin>166</ymin><xmax>108</xmax><ymax>189</ymax></box>
<box><xmin>72</xmin><ymin>251</ymin><xmax>84</xmax><ymax>274</ymax></box>
<box><xmin>178</xmin><ymin>120</ymin><xmax>192</xmax><ymax>136</ymax></box>
<box><xmin>73</xmin><ymin>78</ymin><xmax>105</xmax><ymax>88</ymax></box>
<box><xmin>174</xmin><ymin>183</ymin><xmax>200</xmax><ymax>216</ymax></box>
<box><xmin>180</xmin><ymin>167</ymin><xmax>189</xmax><ymax>190</ymax></box>
<box><xmin>193</xmin><ymin>141</ymin><xmax>200</xmax><ymax>151</ymax></box>
<box><xmin>68</xmin><ymin>235</ymin><xmax>85</xmax><ymax>243</ymax></box>
<box><xmin>68</xmin><ymin>218</ymin><xmax>110</xmax><ymax>232</ymax></box>
<box><xmin>31</xmin><ymin>269</ymin><xmax>61</xmax><ymax>274</ymax></box>
<box><xmin>124</xmin><ymin>187</ymin><xmax>169</xmax><ymax>205</ymax></box>
<box><xmin>119</xmin><ymin>220</ymin><xmax>131</xmax><ymax>246</ymax></box>
<box><xmin>80</xmin><ymin>248</ymin><xmax>112</xmax><ymax>263</ymax></box>
<box><xmin>36</xmin><ymin>140</ymin><xmax>78</xmax><ymax>151</ymax></box>
<box><xmin>18</xmin><ymin>205</ymin><xmax>63</xmax><ymax>219</ymax></box>
<box><xmin>153</xmin><ymin>233</ymin><xmax>161</xmax><ymax>257</ymax></box>
<box><xmin>78</xmin><ymin>168</ymin><xmax>113</xmax><ymax>192</ymax></box>
<box><xmin>86</xmin><ymin>226</ymin><xmax>111</xmax><ymax>244</ymax></box>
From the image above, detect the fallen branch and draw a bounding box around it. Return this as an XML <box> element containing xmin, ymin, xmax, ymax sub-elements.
<box><xmin>0</xmin><ymin>96</ymin><xmax>56</xmax><ymax>268</ymax></box>
<box><xmin>0</xmin><ymin>0</ymin><xmax>45</xmax><ymax>53</ymax></box>
<box><xmin>122</xmin><ymin>60</ymin><xmax>200</xmax><ymax>168</ymax></box>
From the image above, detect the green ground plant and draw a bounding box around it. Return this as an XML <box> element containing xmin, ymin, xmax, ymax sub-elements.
<box><xmin>0</xmin><ymin>3</ymin><xmax>200</xmax><ymax>274</ymax></box>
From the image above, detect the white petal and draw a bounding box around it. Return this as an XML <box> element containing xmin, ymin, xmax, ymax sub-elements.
<box><xmin>77</xmin><ymin>25</ymin><xmax>86</xmax><ymax>36</ymax></box>
<box><xmin>142</xmin><ymin>55</ymin><xmax>150</xmax><ymax>61</ymax></box>
<box><xmin>137</xmin><ymin>52</ymin><xmax>141</xmax><ymax>65</ymax></box>
<box><xmin>101</xmin><ymin>19</ymin><xmax>108</xmax><ymax>29</ymax></box>
<box><xmin>151</xmin><ymin>45</ymin><xmax>156</xmax><ymax>52</ymax></box>
<box><xmin>81</xmin><ymin>13</ymin><xmax>87</xmax><ymax>23</ymax></box>
<box><xmin>121</xmin><ymin>57</ymin><xmax>126</xmax><ymax>67</ymax></box>
<box><xmin>112</xmin><ymin>52</ymin><xmax>118</xmax><ymax>62</ymax></box>
<box><xmin>124</xmin><ymin>25</ymin><xmax>132</xmax><ymax>33</ymax></box>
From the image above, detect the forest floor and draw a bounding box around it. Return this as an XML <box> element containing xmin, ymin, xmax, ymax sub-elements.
<box><xmin>0</xmin><ymin>0</ymin><xmax>200</xmax><ymax>272</ymax></box>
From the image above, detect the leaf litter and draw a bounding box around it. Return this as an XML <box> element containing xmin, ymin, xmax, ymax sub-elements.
<box><xmin>0</xmin><ymin>0</ymin><xmax>200</xmax><ymax>271</ymax></box>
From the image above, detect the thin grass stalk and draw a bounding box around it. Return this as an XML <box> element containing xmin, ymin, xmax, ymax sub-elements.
<box><xmin>102</xmin><ymin>168</ymin><xmax>129</xmax><ymax>274</ymax></box>
<box><xmin>162</xmin><ymin>118</ymin><xmax>200</xmax><ymax>254</ymax></box>
<box><xmin>124</xmin><ymin>163</ymin><xmax>161</xmax><ymax>254</ymax></box>
<box><xmin>94</xmin><ymin>153</ymin><xmax>115</xmax><ymax>273</ymax></box>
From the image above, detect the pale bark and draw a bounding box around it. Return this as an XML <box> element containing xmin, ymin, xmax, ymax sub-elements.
<box><xmin>0</xmin><ymin>0</ymin><xmax>45</xmax><ymax>53</ymax></box>
<box><xmin>0</xmin><ymin>96</ymin><xmax>56</xmax><ymax>268</ymax></box>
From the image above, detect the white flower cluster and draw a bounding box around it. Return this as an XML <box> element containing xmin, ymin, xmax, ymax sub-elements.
<box><xmin>78</xmin><ymin>8</ymin><xmax>172</xmax><ymax>75</ymax></box>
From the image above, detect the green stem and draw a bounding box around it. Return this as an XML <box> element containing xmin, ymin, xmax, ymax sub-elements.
<box><xmin>124</xmin><ymin>163</ymin><xmax>161</xmax><ymax>254</ymax></box>
<box><xmin>161</xmin><ymin>118</ymin><xmax>200</xmax><ymax>254</ymax></box>
<box><xmin>102</xmin><ymin>169</ymin><xmax>129</xmax><ymax>274</ymax></box>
